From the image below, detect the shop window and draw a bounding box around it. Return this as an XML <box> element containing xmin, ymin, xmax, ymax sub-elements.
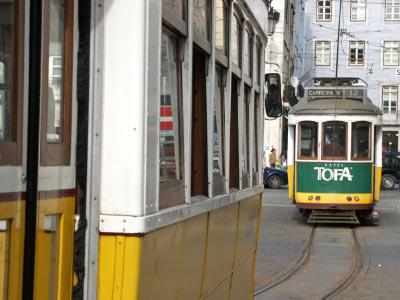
<box><xmin>213</xmin><ymin>68</ymin><xmax>225</xmax><ymax>196</ymax></box>
<box><xmin>298</xmin><ymin>121</ymin><xmax>318</xmax><ymax>159</ymax></box>
<box><xmin>159</xmin><ymin>29</ymin><xmax>184</xmax><ymax>209</ymax></box>
<box><xmin>191</xmin><ymin>49</ymin><xmax>208</xmax><ymax>197</ymax></box>
<box><xmin>351</xmin><ymin>122</ymin><xmax>371</xmax><ymax>160</ymax></box>
<box><xmin>0</xmin><ymin>0</ymin><xmax>23</xmax><ymax>165</ymax></box>
<box><xmin>383</xmin><ymin>131</ymin><xmax>398</xmax><ymax>152</ymax></box>
<box><xmin>40</xmin><ymin>0</ymin><xmax>74</xmax><ymax>165</ymax></box>
<box><xmin>242</xmin><ymin>87</ymin><xmax>250</xmax><ymax>189</ymax></box>
<box><xmin>229</xmin><ymin>77</ymin><xmax>239</xmax><ymax>189</ymax></box>
<box><xmin>215</xmin><ymin>0</ymin><xmax>229</xmax><ymax>58</ymax></box>
<box><xmin>322</xmin><ymin>121</ymin><xmax>347</xmax><ymax>160</ymax></box>
<box><xmin>232</xmin><ymin>13</ymin><xmax>241</xmax><ymax>69</ymax></box>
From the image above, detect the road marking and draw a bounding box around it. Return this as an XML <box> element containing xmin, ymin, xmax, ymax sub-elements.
<box><xmin>262</xmin><ymin>203</ymin><xmax>294</xmax><ymax>208</ymax></box>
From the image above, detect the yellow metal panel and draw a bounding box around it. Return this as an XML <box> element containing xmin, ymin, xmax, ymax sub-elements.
<box><xmin>112</xmin><ymin>236</ymin><xmax>126</xmax><ymax>299</ymax></box>
<box><xmin>34</xmin><ymin>196</ymin><xmax>75</xmax><ymax>300</ymax></box>
<box><xmin>121</xmin><ymin>237</ymin><xmax>142</xmax><ymax>299</ymax></box>
<box><xmin>201</xmin><ymin>276</ymin><xmax>230</xmax><ymax>300</ymax></box>
<box><xmin>201</xmin><ymin>202</ymin><xmax>239</xmax><ymax>296</ymax></box>
<box><xmin>375</xmin><ymin>167</ymin><xmax>382</xmax><ymax>201</ymax></box>
<box><xmin>295</xmin><ymin>192</ymin><xmax>373</xmax><ymax>204</ymax></box>
<box><xmin>288</xmin><ymin>165</ymin><xmax>294</xmax><ymax>199</ymax></box>
<box><xmin>0</xmin><ymin>200</ymin><xmax>25</xmax><ymax>300</ymax></box>
<box><xmin>234</xmin><ymin>195</ymin><xmax>261</xmax><ymax>265</ymax></box>
<box><xmin>230</xmin><ymin>254</ymin><xmax>254</xmax><ymax>300</ymax></box>
<box><xmin>98</xmin><ymin>235</ymin><xmax>117</xmax><ymax>300</ymax></box>
<box><xmin>138</xmin><ymin>213</ymin><xmax>208</xmax><ymax>300</ymax></box>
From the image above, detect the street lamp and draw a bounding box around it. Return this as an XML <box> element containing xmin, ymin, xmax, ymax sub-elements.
<box><xmin>268</xmin><ymin>8</ymin><xmax>280</xmax><ymax>35</ymax></box>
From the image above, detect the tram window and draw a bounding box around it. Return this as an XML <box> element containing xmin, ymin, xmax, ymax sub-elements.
<box><xmin>215</xmin><ymin>0</ymin><xmax>229</xmax><ymax>57</ymax></box>
<box><xmin>193</xmin><ymin>0</ymin><xmax>210</xmax><ymax>41</ymax></box>
<box><xmin>298</xmin><ymin>122</ymin><xmax>318</xmax><ymax>159</ymax></box>
<box><xmin>0</xmin><ymin>0</ymin><xmax>23</xmax><ymax>165</ymax></box>
<box><xmin>40</xmin><ymin>0</ymin><xmax>73</xmax><ymax>165</ymax></box>
<box><xmin>252</xmin><ymin>93</ymin><xmax>259</xmax><ymax>185</ymax></box>
<box><xmin>191</xmin><ymin>49</ymin><xmax>208</xmax><ymax>197</ymax></box>
<box><xmin>159</xmin><ymin>29</ymin><xmax>184</xmax><ymax>209</ymax></box>
<box><xmin>242</xmin><ymin>87</ymin><xmax>250</xmax><ymax>189</ymax></box>
<box><xmin>213</xmin><ymin>68</ymin><xmax>225</xmax><ymax>196</ymax></box>
<box><xmin>232</xmin><ymin>13</ymin><xmax>242</xmax><ymax>69</ymax></box>
<box><xmin>322</xmin><ymin>121</ymin><xmax>347</xmax><ymax>160</ymax></box>
<box><xmin>351</xmin><ymin>122</ymin><xmax>371</xmax><ymax>160</ymax></box>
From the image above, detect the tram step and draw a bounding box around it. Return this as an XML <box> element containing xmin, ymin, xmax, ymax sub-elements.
<box><xmin>308</xmin><ymin>210</ymin><xmax>360</xmax><ymax>224</ymax></box>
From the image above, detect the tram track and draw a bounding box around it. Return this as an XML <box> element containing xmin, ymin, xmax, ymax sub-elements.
<box><xmin>255</xmin><ymin>225</ymin><xmax>365</xmax><ymax>299</ymax></box>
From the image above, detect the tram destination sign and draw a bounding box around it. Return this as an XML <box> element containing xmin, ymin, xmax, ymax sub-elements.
<box><xmin>307</xmin><ymin>88</ymin><xmax>364</xmax><ymax>101</ymax></box>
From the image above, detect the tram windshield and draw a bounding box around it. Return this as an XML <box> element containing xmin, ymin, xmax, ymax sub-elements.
<box><xmin>322</xmin><ymin>121</ymin><xmax>347</xmax><ymax>159</ymax></box>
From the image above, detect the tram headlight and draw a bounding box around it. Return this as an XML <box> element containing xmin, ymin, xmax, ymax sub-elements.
<box><xmin>315</xmin><ymin>196</ymin><xmax>320</xmax><ymax>201</ymax></box>
<box><xmin>308</xmin><ymin>196</ymin><xmax>313</xmax><ymax>200</ymax></box>
<box><xmin>347</xmin><ymin>196</ymin><xmax>352</xmax><ymax>201</ymax></box>
<box><xmin>354</xmin><ymin>196</ymin><xmax>360</xmax><ymax>201</ymax></box>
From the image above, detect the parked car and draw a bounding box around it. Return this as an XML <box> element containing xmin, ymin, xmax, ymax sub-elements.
<box><xmin>263</xmin><ymin>167</ymin><xmax>288</xmax><ymax>189</ymax></box>
<box><xmin>381</xmin><ymin>152</ymin><xmax>400</xmax><ymax>189</ymax></box>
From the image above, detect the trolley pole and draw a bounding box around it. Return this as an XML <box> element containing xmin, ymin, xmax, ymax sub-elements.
<box><xmin>335</xmin><ymin>0</ymin><xmax>343</xmax><ymax>81</ymax></box>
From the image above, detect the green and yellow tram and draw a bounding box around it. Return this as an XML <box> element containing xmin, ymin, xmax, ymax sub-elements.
<box><xmin>287</xmin><ymin>78</ymin><xmax>382</xmax><ymax>224</ymax></box>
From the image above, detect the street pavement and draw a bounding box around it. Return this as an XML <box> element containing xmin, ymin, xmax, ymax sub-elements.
<box><xmin>254</xmin><ymin>186</ymin><xmax>400</xmax><ymax>299</ymax></box>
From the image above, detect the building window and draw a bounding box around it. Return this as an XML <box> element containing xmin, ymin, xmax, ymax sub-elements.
<box><xmin>40</xmin><ymin>0</ymin><xmax>74</xmax><ymax>166</ymax></box>
<box><xmin>298</xmin><ymin>121</ymin><xmax>318</xmax><ymax>159</ymax></box>
<box><xmin>351</xmin><ymin>0</ymin><xmax>366</xmax><ymax>21</ymax></box>
<box><xmin>213</xmin><ymin>68</ymin><xmax>225</xmax><ymax>196</ymax></box>
<box><xmin>243</xmin><ymin>28</ymin><xmax>252</xmax><ymax>78</ymax></box>
<box><xmin>215</xmin><ymin>0</ymin><xmax>228</xmax><ymax>57</ymax></box>
<box><xmin>385</xmin><ymin>0</ymin><xmax>400</xmax><ymax>20</ymax></box>
<box><xmin>315</xmin><ymin>41</ymin><xmax>331</xmax><ymax>66</ymax></box>
<box><xmin>242</xmin><ymin>88</ymin><xmax>250</xmax><ymax>188</ymax></box>
<box><xmin>193</xmin><ymin>0</ymin><xmax>210</xmax><ymax>40</ymax></box>
<box><xmin>322</xmin><ymin>121</ymin><xmax>347</xmax><ymax>160</ymax></box>
<box><xmin>349</xmin><ymin>41</ymin><xmax>365</xmax><ymax>65</ymax></box>
<box><xmin>162</xmin><ymin>0</ymin><xmax>184</xmax><ymax>18</ymax></box>
<box><xmin>316</xmin><ymin>0</ymin><xmax>332</xmax><ymax>21</ymax></box>
<box><xmin>232</xmin><ymin>13</ymin><xmax>241</xmax><ymax>68</ymax></box>
<box><xmin>159</xmin><ymin>29</ymin><xmax>184</xmax><ymax>209</ymax></box>
<box><xmin>351</xmin><ymin>122</ymin><xmax>371</xmax><ymax>160</ymax></box>
<box><xmin>382</xmin><ymin>86</ymin><xmax>398</xmax><ymax>114</ymax></box>
<box><xmin>383</xmin><ymin>41</ymin><xmax>400</xmax><ymax>66</ymax></box>
<box><xmin>255</xmin><ymin>42</ymin><xmax>261</xmax><ymax>85</ymax></box>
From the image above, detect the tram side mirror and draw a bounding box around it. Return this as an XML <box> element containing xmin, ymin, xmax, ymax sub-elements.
<box><xmin>264</xmin><ymin>73</ymin><xmax>283</xmax><ymax>118</ymax></box>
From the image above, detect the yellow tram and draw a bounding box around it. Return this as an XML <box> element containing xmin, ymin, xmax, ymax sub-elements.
<box><xmin>287</xmin><ymin>78</ymin><xmax>382</xmax><ymax>224</ymax></box>
<box><xmin>0</xmin><ymin>0</ymin><xmax>271</xmax><ymax>299</ymax></box>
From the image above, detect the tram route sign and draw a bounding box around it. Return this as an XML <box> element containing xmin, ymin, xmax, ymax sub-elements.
<box><xmin>307</xmin><ymin>88</ymin><xmax>364</xmax><ymax>101</ymax></box>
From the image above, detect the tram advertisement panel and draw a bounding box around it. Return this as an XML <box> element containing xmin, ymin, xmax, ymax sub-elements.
<box><xmin>297</xmin><ymin>162</ymin><xmax>372</xmax><ymax>194</ymax></box>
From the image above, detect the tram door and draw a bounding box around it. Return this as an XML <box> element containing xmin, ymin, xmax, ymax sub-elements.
<box><xmin>0</xmin><ymin>1</ymin><xmax>76</xmax><ymax>299</ymax></box>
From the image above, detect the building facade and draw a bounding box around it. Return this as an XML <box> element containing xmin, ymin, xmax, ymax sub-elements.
<box><xmin>302</xmin><ymin>0</ymin><xmax>400</xmax><ymax>151</ymax></box>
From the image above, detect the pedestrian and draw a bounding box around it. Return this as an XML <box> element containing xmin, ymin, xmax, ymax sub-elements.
<box><xmin>269</xmin><ymin>148</ymin><xmax>277</xmax><ymax>168</ymax></box>
<box><xmin>280</xmin><ymin>151</ymin><xmax>287</xmax><ymax>171</ymax></box>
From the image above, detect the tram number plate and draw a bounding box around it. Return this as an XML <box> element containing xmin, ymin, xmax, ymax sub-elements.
<box><xmin>307</xmin><ymin>89</ymin><xmax>363</xmax><ymax>101</ymax></box>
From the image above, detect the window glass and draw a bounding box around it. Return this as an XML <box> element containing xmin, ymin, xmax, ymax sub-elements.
<box><xmin>299</xmin><ymin>121</ymin><xmax>318</xmax><ymax>158</ymax></box>
<box><xmin>382</xmin><ymin>86</ymin><xmax>398</xmax><ymax>114</ymax></box>
<box><xmin>351</xmin><ymin>0</ymin><xmax>366</xmax><ymax>21</ymax></box>
<box><xmin>162</xmin><ymin>0</ymin><xmax>184</xmax><ymax>18</ymax></box>
<box><xmin>386</xmin><ymin>0</ymin><xmax>400</xmax><ymax>20</ymax></box>
<box><xmin>0</xmin><ymin>2</ymin><xmax>16</xmax><ymax>142</ymax></box>
<box><xmin>232</xmin><ymin>14</ymin><xmax>241</xmax><ymax>67</ymax></box>
<box><xmin>383</xmin><ymin>41</ymin><xmax>399</xmax><ymax>66</ymax></box>
<box><xmin>193</xmin><ymin>0</ymin><xmax>209</xmax><ymax>40</ymax></box>
<box><xmin>349</xmin><ymin>41</ymin><xmax>364</xmax><ymax>65</ymax></box>
<box><xmin>323</xmin><ymin>121</ymin><xmax>347</xmax><ymax>159</ymax></box>
<box><xmin>317</xmin><ymin>0</ymin><xmax>332</xmax><ymax>21</ymax></box>
<box><xmin>160</xmin><ymin>31</ymin><xmax>182</xmax><ymax>183</ymax></box>
<box><xmin>315</xmin><ymin>41</ymin><xmax>331</xmax><ymax>66</ymax></box>
<box><xmin>252</xmin><ymin>94</ymin><xmax>259</xmax><ymax>176</ymax></box>
<box><xmin>352</xmin><ymin>122</ymin><xmax>370</xmax><ymax>159</ymax></box>
<box><xmin>242</xmin><ymin>89</ymin><xmax>250</xmax><ymax>173</ymax></box>
<box><xmin>255</xmin><ymin>44</ymin><xmax>260</xmax><ymax>84</ymax></box>
<box><xmin>216</xmin><ymin>0</ymin><xmax>228</xmax><ymax>56</ymax></box>
<box><xmin>383</xmin><ymin>131</ymin><xmax>398</xmax><ymax>151</ymax></box>
<box><xmin>213</xmin><ymin>69</ymin><xmax>224</xmax><ymax>177</ymax></box>
<box><xmin>243</xmin><ymin>30</ymin><xmax>252</xmax><ymax>77</ymax></box>
<box><xmin>47</xmin><ymin>0</ymin><xmax>65</xmax><ymax>143</ymax></box>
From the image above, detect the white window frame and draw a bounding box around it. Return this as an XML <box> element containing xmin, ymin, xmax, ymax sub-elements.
<box><xmin>385</xmin><ymin>0</ymin><xmax>400</xmax><ymax>21</ymax></box>
<box><xmin>350</xmin><ymin>0</ymin><xmax>366</xmax><ymax>21</ymax></box>
<box><xmin>383</xmin><ymin>41</ymin><xmax>400</xmax><ymax>66</ymax></box>
<box><xmin>382</xmin><ymin>86</ymin><xmax>398</xmax><ymax>115</ymax></box>
<box><xmin>315</xmin><ymin>41</ymin><xmax>331</xmax><ymax>66</ymax></box>
<box><xmin>349</xmin><ymin>41</ymin><xmax>365</xmax><ymax>66</ymax></box>
<box><xmin>316</xmin><ymin>0</ymin><xmax>332</xmax><ymax>21</ymax></box>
